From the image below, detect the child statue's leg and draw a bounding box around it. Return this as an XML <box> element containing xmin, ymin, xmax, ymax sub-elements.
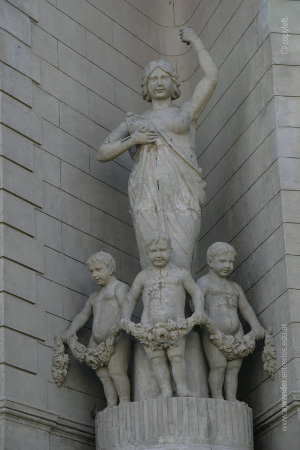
<box><xmin>108</xmin><ymin>333</ymin><xmax>131</xmax><ymax>403</ymax></box>
<box><xmin>143</xmin><ymin>346</ymin><xmax>172</xmax><ymax>398</ymax></box>
<box><xmin>167</xmin><ymin>338</ymin><xmax>191</xmax><ymax>397</ymax></box>
<box><xmin>95</xmin><ymin>366</ymin><xmax>118</xmax><ymax>407</ymax></box>
<box><xmin>202</xmin><ymin>333</ymin><xmax>227</xmax><ymax>399</ymax></box>
<box><xmin>224</xmin><ymin>357</ymin><xmax>243</xmax><ymax>401</ymax></box>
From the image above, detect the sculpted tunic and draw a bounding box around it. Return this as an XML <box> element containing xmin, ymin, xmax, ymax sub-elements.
<box><xmin>126</xmin><ymin>112</ymin><xmax>206</xmax><ymax>270</ymax></box>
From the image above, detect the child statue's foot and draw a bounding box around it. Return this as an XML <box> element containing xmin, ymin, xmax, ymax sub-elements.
<box><xmin>159</xmin><ymin>389</ymin><xmax>173</xmax><ymax>398</ymax></box>
<box><xmin>177</xmin><ymin>386</ymin><xmax>192</xmax><ymax>397</ymax></box>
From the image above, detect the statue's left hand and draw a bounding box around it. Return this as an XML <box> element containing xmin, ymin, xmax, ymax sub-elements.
<box><xmin>252</xmin><ymin>325</ymin><xmax>265</xmax><ymax>340</ymax></box>
<box><xmin>180</xmin><ymin>27</ymin><xmax>198</xmax><ymax>45</ymax></box>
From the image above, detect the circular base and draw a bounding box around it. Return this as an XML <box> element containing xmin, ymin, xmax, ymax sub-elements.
<box><xmin>96</xmin><ymin>398</ymin><xmax>253</xmax><ymax>450</ymax></box>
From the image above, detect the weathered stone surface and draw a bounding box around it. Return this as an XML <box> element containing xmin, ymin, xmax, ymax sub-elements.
<box><xmin>96</xmin><ymin>398</ymin><xmax>253</xmax><ymax>449</ymax></box>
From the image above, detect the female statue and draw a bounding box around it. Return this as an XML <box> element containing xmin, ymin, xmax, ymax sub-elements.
<box><xmin>98</xmin><ymin>28</ymin><xmax>218</xmax><ymax>271</ymax></box>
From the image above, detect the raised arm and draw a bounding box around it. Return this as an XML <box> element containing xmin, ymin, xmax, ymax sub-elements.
<box><xmin>121</xmin><ymin>273</ymin><xmax>144</xmax><ymax>321</ymax></box>
<box><xmin>237</xmin><ymin>285</ymin><xmax>265</xmax><ymax>338</ymax></box>
<box><xmin>98</xmin><ymin>121</ymin><xmax>159</xmax><ymax>162</ymax></box>
<box><xmin>62</xmin><ymin>295</ymin><xmax>94</xmax><ymax>341</ymax></box>
<box><xmin>180</xmin><ymin>27</ymin><xmax>218</xmax><ymax>123</ymax></box>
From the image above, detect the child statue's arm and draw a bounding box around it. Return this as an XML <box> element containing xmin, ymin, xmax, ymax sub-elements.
<box><xmin>182</xmin><ymin>271</ymin><xmax>206</xmax><ymax>316</ymax></box>
<box><xmin>114</xmin><ymin>283</ymin><xmax>130</xmax><ymax>308</ymax></box>
<box><xmin>237</xmin><ymin>286</ymin><xmax>265</xmax><ymax>339</ymax></box>
<box><xmin>121</xmin><ymin>274</ymin><xmax>144</xmax><ymax>321</ymax></box>
<box><xmin>62</xmin><ymin>295</ymin><xmax>94</xmax><ymax>342</ymax></box>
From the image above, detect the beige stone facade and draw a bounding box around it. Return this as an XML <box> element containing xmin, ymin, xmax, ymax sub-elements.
<box><xmin>0</xmin><ymin>0</ymin><xmax>299</xmax><ymax>448</ymax></box>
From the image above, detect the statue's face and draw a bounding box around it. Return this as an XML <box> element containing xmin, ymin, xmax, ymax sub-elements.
<box><xmin>208</xmin><ymin>253</ymin><xmax>235</xmax><ymax>278</ymax></box>
<box><xmin>89</xmin><ymin>261</ymin><xmax>112</xmax><ymax>285</ymax></box>
<box><xmin>147</xmin><ymin>67</ymin><xmax>173</xmax><ymax>101</ymax></box>
<box><xmin>148</xmin><ymin>238</ymin><xmax>171</xmax><ymax>268</ymax></box>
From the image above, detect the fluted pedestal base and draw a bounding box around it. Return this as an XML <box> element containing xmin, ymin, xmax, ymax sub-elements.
<box><xmin>95</xmin><ymin>398</ymin><xmax>253</xmax><ymax>450</ymax></box>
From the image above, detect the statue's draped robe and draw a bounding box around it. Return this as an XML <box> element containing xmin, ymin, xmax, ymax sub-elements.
<box><xmin>126</xmin><ymin>113</ymin><xmax>206</xmax><ymax>270</ymax></box>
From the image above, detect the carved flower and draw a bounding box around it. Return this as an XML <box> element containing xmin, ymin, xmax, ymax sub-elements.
<box><xmin>153</xmin><ymin>327</ymin><xmax>169</xmax><ymax>344</ymax></box>
<box><xmin>169</xmin><ymin>330</ymin><xmax>179</xmax><ymax>341</ymax></box>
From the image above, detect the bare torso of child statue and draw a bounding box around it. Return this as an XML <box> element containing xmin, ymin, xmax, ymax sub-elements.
<box><xmin>141</xmin><ymin>265</ymin><xmax>187</xmax><ymax>325</ymax></box>
<box><xmin>201</xmin><ymin>275</ymin><xmax>243</xmax><ymax>337</ymax></box>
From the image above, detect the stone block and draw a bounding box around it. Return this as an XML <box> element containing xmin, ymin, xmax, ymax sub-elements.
<box><xmin>277</xmin><ymin>127</ymin><xmax>300</xmax><ymax>158</ymax></box>
<box><xmin>90</xmin><ymin>149</ymin><xmax>130</xmax><ymax>196</ymax></box>
<box><xmin>35</xmin><ymin>210</ymin><xmax>62</xmax><ymax>252</ymax></box>
<box><xmin>0</xmin><ymin>157</ymin><xmax>43</xmax><ymax>207</ymax></box>
<box><xmin>116</xmin><ymin>192</ymin><xmax>131</xmax><ymax>227</ymax></box>
<box><xmin>271</xmin><ymin>33</ymin><xmax>300</xmax><ymax>65</ymax></box>
<box><xmin>86</xmin><ymin>31</ymin><xmax>143</xmax><ymax>93</ymax></box>
<box><xmin>1</xmin><ymin>225</ymin><xmax>44</xmax><ymax>273</ymax></box>
<box><xmin>3</xmin><ymin>418</ymin><xmax>49</xmax><ymax>450</ymax></box>
<box><xmin>58</xmin><ymin>42</ymin><xmax>115</xmax><ymax>104</ymax></box>
<box><xmin>32</xmin><ymin>24</ymin><xmax>58</xmax><ymax>67</ymax></box>
<box><xmin>119</xmin><ymin>252</ymin><xmax>141</xmax><ymax>285</ymax></box>
<box><xmin>40</xmin><ymin>60</ymin><xmax>89</xmax><ymax>117</ymax></box>
<box><xmin>38</xmin><ymin>0</ymin><xmax>86</xmax><ymax>56</ymax></box>
<box><xmin>0</xmin><ymin>29</ymin><xmax>40</xmax><ymax>83</ymax></box>
<box><xmin>60</xmin><ymin>102</ymin><xmax>107</xmax><ymax>150</ymax></box>
<box><xmin>0</xmin><ymin>125</ymin><xmax>33</xmax><ymax>171</ymax></box>
<box><xmin>245</xmin><ymin>257</ymin><xmax>288</xmax><ymax>315</ymax></box>
<box><xmin>275</xmin><ymin>96</ymin><xmax>300</xmax><ymax>128</ymax></box>
<box><xmin>2</xmin><ymin>293</ymin><xmax>46</xmax><ymax>340</ymax></box>
<box><xmin>42</xmin><ymin>120</ymin><xmax>89</xmax><ymax>172</ymax></box>
<box><xmin>174</xmin><ymin>0</ymin><xmax>200</xmax><ymax>26</ymax></box>
<box><xmin>61</xmin><ymin>161</ymin><xmax>119</xmax><ymax>217</ymax></box>
<box><xmin>44</xmin><ymin>247</ymin><xmax>94</xmax><ymax>295</ymax></box>
<box><xmin>270</xmin><ymin>0</ymin><xmax>300</xmax><ymax>34</ymax></box>
<box><xmin>112</xmin><ymin>21</ymin><xmax>159</xmax><ymax>68</ymax></box>
<box><xmin>2</xmin><ymin>328</ymin><xmax>37</xmax><ymax>373</ymax></box>
<box><xmin>36</xmin><ymin>276</ymin><xmax>64</xmax><ymax>317</ymax></box>
<box><xmin>32</xmin><ymin>86</ymin><xmax>59</xmax><ymax>127</ymax></box>
<box><xmin>43</xmin><ymin>183</ymin><xmax>92</xmax><ymax>234</ymax></box>
<box><xmin>91</xmin><ymin>208</ymin><xmax>138</xmax><ymax>258</ymax></box>
<box><xmin>6</xmin><ymin>0</ymin><xmax>39</xmax><ymax>22</ymax></box>
<box><xmin>0</xmin><ymin>62</ymin><xmax>32</xmax><ymax>107</ymax></box>
<box><xmin>288</xmin><ymin>289</ymin><xmax>300</xmax><ymax>326</ymax></box>
<box><xmin>127</xmin><ymin>0</ymin><xmax>175</xmax><ymax>26</ymax></box>
<box><xmin>34</xmin><ymin>145</ymin><xmax>61</xmax><ymax>188</ymax></box>
<box><xmin>282</xmin><ymin>190</ymin><xmax>300</xmax><ymax>223</ymax></box>
<box><xmin>0</xmin><ymin>259</ymin><xmax>36</xmax><ymax>303</ymax></box>
<box><xmin>200</xmin><ymin>159</ymin><xmax>280</xmax><ymax>241</ymax></box>
<box><xmin>4</xmin><ymin>364</ymin><xmax>47</xmax><ymax>410</ymax></box>
<box><xmin>287</xmin><ymin>255</ymin><xmax>300</xmax><ymax>290</ymax></box>
<box><xmin>47</xmin><ymin>382</ymin><xmax>103</xmax><ymax>426</ymax></box>
<box><xmin>0</xmin><ymin>190</ymin><xmax>35</xmax><ymax>236</ymax></box>
<box><xmin>258</xmin><ymin>291</ymin><xmax>291</xmax><ymax>338</ymax></box>
<box><xmin>87</xmin><ymin>90</ymin><xmax>124</xmax><ymax>132</ymax></box>
<box><xmin>232</xmin><ymin>225</ymin><xmax>285</xmax><ymax>295</ymax></box>
<box><xmin>114</xmin><ymin>79</ymin><xmax>145</xmax><ymax>115</ymax></box>
<box><xmin>284</xmin><ymin>223</ymin><xmax>300</xmax><ymax>256</ymax></box>
<box><xmin>61</xmin><ymin>223</ymin><xmax>121</xmax><ymax>272</ymax></box>
<box><xmin>0</xmin><ymin>93</ymin><xmax>42</xmax><ymax>144</ymax></box>
<box><xmin>57</xmin><ymin>0</ymin><xmax>113</xmax><ymax>44</ymax></box>
<box><xmin>255</xmin><ymin>414</ymin><xmax>300</xmax><ymax>450</ymax></box>
<box><xmin>274</xmin><ymin>65</ymin><xmax>300</xmax><ymax>97</ymax></box>
<box><xmin>279</xmin><ymin>158</ymin><xmax>300</xmax><ymax>191</ymax></box>
<box><xmin>0</xmin><ymin>1</ymin><xmax>31</xmax><ymax>45</ymax></box>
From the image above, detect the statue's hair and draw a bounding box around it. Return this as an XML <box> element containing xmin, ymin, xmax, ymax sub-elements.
<box><xmin>207</xmin><ymin>242</ymin><xmax>237</xmax><ymax>263</ymax></box>
<box><xmin>141</xmin><ymin>59</ymin><xmax>181</xmax><ymax>102</ymax></box>
<box><xmin>145</xmin><ymin>231</ymin><xmax>172</xmax><ymax>250</ymax></box>
<box><xmin>86</xmin><ymin>251</ymin><xmax>116</xmax><ymax>275</ymax></box>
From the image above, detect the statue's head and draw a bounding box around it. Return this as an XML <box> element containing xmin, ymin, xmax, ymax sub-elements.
<box><xmin>206</xmin><ymin>242</ymin><xmax>237</xmax><ymax>278</ymax></box>
<box><xmin>86</xmin><ymin>251</ymin><xmax>116</xmax><ymax>275</ymax></box>
<box><xmin>145</xmin><ymin>231</ymin><xmax>172</xmax><ymax>268</ymax></box>
<box><xmin>141</xmin><ymin>59</ymin><xmax>181</xmax><ymax>102</ymax></box>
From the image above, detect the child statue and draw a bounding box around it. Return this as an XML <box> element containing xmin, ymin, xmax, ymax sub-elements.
<box><xmin>196</xmin><ymin>242</ymin><xmax>265</xmax><ymax>401</ymax></box>
<box><xmin>121</xmin><ymin>232</ymin><xmax>208</xmax><ymax>398</ymax></box>
<box><xmin>62</xmin><ymin>251</ymin><xmax>131</xmax><ymax>408</ymax></box>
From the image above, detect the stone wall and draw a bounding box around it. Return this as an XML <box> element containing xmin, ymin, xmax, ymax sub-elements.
<box><xmin>0</xmin><ymin>0</ymin><xmax>299</xmax><ymax>449</ymax></box>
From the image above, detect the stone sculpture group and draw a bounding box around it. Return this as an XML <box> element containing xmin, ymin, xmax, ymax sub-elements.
<box><xmin>52</xmin><ymin>26</ymin><xmax>276</xmax><ymax>449</ymax></box>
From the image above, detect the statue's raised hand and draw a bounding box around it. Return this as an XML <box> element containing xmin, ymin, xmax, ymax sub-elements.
<box><xmin>180</xmin><ymin>27</ymin><xmax>198</xmax><ymax>45</ymax></box>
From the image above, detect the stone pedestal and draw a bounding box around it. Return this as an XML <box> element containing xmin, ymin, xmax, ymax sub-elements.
<box><xmin>95</xmin><ymin>398</ymin><xmax>253</xmax><ymax>450</ymax></box>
